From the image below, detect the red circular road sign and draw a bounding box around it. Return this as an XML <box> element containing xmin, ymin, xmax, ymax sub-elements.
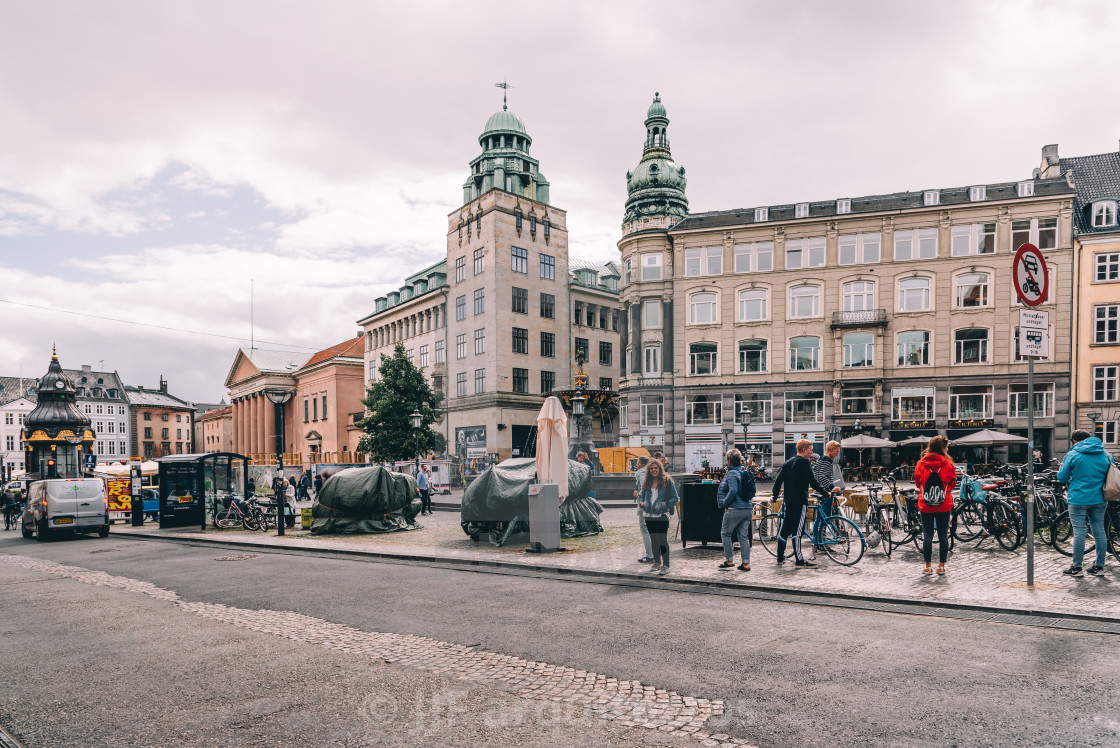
<box><xmin>1013</xmin><ymin>243</ymin><xmax>1048</xmax><ymax>307</ymax></box>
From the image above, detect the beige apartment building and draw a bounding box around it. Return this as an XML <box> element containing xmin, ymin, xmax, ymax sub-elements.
<box><xmin>197</xmin><ymin>405</ymin><xmax>233</xmax><ymax>453</ymax></box>
<box><xmin>617</xmin><ymin>94</ymin><xmax>1076</xmax><ymax>471</ymax></box>
<box><xmin>358</xmin><ymin>104</ymin><xmax>621</xmax><ymax>463</ymax></box>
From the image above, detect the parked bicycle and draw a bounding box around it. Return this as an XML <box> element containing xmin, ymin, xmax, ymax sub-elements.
<box><xmin>213</xmin><ymin>495</ymin><xmax>268</xmax><ymax>532</ymax></box>
<box><xmin>1050</xmin><ymin>501</ymin><xmax>1120</xmax><ymax>562</ymax></box>
<box><xmin>952</xmin><ymin>475</ymin><xmax>1023</xmax><ymax>550</ymax></box>
<box><xmin>757</xmin><ymin>498</ymin><xmax>865</xmax><ymax>566</ymax></box>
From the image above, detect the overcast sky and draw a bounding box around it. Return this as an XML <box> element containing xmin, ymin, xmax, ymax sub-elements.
<box><xmin>2</xmin><ymin>0</ymin><xmax>1119</xmax><ymax>403</ymax></box>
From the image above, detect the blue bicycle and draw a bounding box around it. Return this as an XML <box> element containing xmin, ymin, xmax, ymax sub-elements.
<box><xmin>756</xmin><ymin>498</ymin><xmax>866</xmax><ymax>566</ymax></box>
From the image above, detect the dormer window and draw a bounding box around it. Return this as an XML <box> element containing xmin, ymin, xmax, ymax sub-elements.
<box><xmin>1092</xmin><ymin>200</ymin><xmax>1118</xmax><ymax>227</ymax></box>
<box><xmin>923</xmin><ymin>190</ymin><xmax>940</xmax><ymax>206</ymax></box>
<box><xmin>970</xmin><ymin>186</ymin><xmax>987</xmax><ymax>202</ymax></box>
<box><xmin>795</xmin><ymin>203</ymin><xmax>809</xmax><ymax>218</ymax></box>
<box><xmin>1018</xmin><ymin>181</ymin><xmax>1035</xmax><ymax>197</ymax></box>
<box><xmin>754</xmin><ymin>207</ymin><xmax>769</xmax><ymax>222</ymax></box>
<box><xmin>837</xmin><ymin>199</ymin><xmax>852</xmax><ymax>214</ymax></box>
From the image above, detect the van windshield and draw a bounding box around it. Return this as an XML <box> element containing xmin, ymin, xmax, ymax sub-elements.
<box><xmin>45</xmin><ymin>480</ymin><xmax>104</xmax><ymax>501</ymax></box>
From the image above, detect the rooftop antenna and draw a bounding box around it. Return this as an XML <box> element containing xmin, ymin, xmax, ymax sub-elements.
<box><xmin>495</xmin><ymin>77</ymin><xmax>514</xmax><ymax>110</ymax></box>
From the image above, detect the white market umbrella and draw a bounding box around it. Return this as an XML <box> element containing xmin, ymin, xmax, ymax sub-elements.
<box><xmin>898</xmin><ymin>435</ymin><xmax>936</xmax><ymax>446</ymax></box>
<box><xmin>949</xmin><ymin>429</ymin><xmax>1029</xmax><ymax>447</ymax></box>
<box><xmin>535</xmin><ymin>396</ymin><xmax>569</xmax><ymax>502</ymax></box>
<box><xmin>840</xmin><ymin>434</ymin><xmax>897</xmax><ymax>468</ymax></box>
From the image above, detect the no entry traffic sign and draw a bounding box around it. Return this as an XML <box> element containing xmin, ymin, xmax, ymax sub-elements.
<box><xmin>1013</xmin><ymin>243</ymin><xmax>1048</xmax><ymax>307</ymax></box>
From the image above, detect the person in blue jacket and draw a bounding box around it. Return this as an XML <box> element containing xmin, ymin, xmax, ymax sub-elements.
<box><xmin>716</xmin><ymin>448</ymin><xmax>755</xmax><ymax>571</ymax></box>
<box><xmin>1057</xmin><ymin>430</ymin><xmax>1114</xmax><ymax>577</ymax></box>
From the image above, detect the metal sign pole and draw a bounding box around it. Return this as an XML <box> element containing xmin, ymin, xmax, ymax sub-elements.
<box><xmin>1026</xmin><ymin>354</ymin><xmax>1035</xmax><ymax>587</ymax></box>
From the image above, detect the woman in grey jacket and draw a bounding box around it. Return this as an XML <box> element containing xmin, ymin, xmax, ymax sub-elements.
<box><xmin>639</xmin><ymin>460</ymin><xmax>679</xmax><ymax>576</ymax></box>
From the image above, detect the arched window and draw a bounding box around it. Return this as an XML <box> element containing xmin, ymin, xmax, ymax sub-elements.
<box><xmin>897</xmin><ymin>331</ymin><xmax>931</xmax><ymax>366</ymax></box>
<box><xmin>843</xmin><ymin>332</ymin><xmax>874</xmax><ymax>367</ymax></box>
<box><xmin>689</xmin><ymin>292</ymin><xmax>718</xmax><ymax>324</ymax></box>
<box><xmin>954</xmin><ymin>328</ymin><xmax>989</xmax><ymax>364</ymax></box>
<box><xmin>954</xmin><ymin>272</ymin><xmax>989</xmax><ymax>308</ymax></box>
<box><xmin>738</xmin><ymin>339</ymin><xmax>768</xmax><ymax>373</ymax></box>
<box><xmin>898</xmin><ymin>277</ymin><xmax>931</xmax><ymax>312</ymax></box>
<box><xmin>689</xmin><ymin>342</ymin><xmax>718</xmax><ymax>375</ymax></box>
<box><xmin>842</xmin><ymin>281</ymin><xmax>875</xmax><ymax>312</ymax></box>
<box><xmin>738</xmin><ymin>288</ymin><xmax>768</xmax><ymax>321</ymax></box>
<box><xmin>789</xmin><ymin>285</ymin><xmax>821</xmax><ymax>318</ymax></box>
<box><xmin>789</xmin><ymin>336</ymin><xmax>820</xmax><ymax>371</ymax></box>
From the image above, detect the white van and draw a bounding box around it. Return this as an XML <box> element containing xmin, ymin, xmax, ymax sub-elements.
<box><xmin>21</xmin><ymin>478</ymin><xmax>110</xmax><ymax>540</ymax></box>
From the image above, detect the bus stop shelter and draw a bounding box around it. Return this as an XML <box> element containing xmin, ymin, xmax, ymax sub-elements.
<box><xmin>156</xmin><ymin>453</ymin><xmax>248</xmax><ymax>529</ymax></box>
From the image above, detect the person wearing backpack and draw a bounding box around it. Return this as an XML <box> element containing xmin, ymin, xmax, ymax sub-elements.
<box><xmin>716</xmin><ymin>449</ymin><xmax>755</xmax><ymax>571</ymax></box>
<box><xmin>1057</xmin><ymin>430</ymin><xmax>1114</xmax><ymax>577</ymax></box>
<box><xmin>638</xmin><ymin>460</ymin><xmax>679</xmax><ymax>576</ymax></box>
<box><xmin>913</xmin><ymin>435</ymin><xmax>956</xmax><ymax>576</ymax></box>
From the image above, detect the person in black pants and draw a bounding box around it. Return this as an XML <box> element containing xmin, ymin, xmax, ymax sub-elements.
<box><xmin>770</xmin><ymin>439</ymin><xmax>831</xmax><ymax>567</ymax></box>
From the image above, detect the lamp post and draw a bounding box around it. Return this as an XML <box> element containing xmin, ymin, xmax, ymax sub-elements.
<box><xmin>410</xmin><ymin>409</ymin><xmax>422</xmax><ymax>473</ymax></box>
<box><xmin>1087</xmin><ymin>411</ymin><xmax>1102</xmax><ymax>440</ymax></box>
<box><xmin>265</xmin><ymin>389</ymin><xmax>294</xmax><ymax>536</ymax></box>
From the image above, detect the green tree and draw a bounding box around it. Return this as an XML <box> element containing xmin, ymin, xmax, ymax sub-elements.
<box><xmin>356</xmin><ymin>342</ymin><xmax>445</xmax><ymax>461</ymax></box>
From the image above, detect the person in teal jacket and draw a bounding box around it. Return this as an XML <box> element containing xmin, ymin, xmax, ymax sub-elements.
<box><xmin>1057</xmin><ymin>431</ymin><xmax>1114</xmax><ymax>576</ymax></box>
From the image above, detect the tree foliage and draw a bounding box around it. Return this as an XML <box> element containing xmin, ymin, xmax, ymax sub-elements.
<box><xmin>356</xmin><ymin>343</ymin><xmax>445</xmax><ymax>461</ymax></box>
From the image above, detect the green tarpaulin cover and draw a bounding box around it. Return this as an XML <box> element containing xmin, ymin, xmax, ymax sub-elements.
<box><xmin>310</xmin><ymin>466</ymin><xmax>421</xmax><ymax>534</ymax></box>
<box><xmin>460</xmin><ymin>457</ymin><xmax>603</xmax><ymax>546</ymax></box>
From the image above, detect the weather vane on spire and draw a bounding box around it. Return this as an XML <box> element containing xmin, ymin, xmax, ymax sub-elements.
<box><xmin>495</xmin><ymin>77</ymin><xmax>514</xmax><ymax>111</ymax></box>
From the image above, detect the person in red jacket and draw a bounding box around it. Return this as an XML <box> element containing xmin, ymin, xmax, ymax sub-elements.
<box><xmin>913</xmin><ymin>435</ymin><xmax>956</xmax><ymax>575</ymax></box>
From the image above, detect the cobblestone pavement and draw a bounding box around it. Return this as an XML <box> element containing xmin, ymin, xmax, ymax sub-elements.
<box><xmin>0</xmin><ymin>553</ymin><xmax>753</xmax><ymax>748</ymax></box>
<box><xmin>113</xmin><ymin>506</ymin><xmax>1120</xmax><ymax>621</ymax></box>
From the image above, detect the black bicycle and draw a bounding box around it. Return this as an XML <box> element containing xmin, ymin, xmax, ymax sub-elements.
<box><xmin>952</xmin><ymin>476</ymin><xmax>1023</xmax><ymax>550</ymax></box>
<box><xmin>1050</xmin><ymin>502</ymin><xmax>1120</xmax><ymax>562</ymax></box>
<box><xmin>3</xmin><ymin>501</ymin><xmax>22</xmax><ymax>531</ymax></box>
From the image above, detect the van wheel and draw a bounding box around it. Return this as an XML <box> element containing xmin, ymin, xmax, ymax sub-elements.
<box><xmin>21</xmin><ymin>519</ymin><xmax>33</xmax><ymax>539</ymax></box>
<box><xmin>36</xmin><ymin>519</ymin><xmax>50</xmax><ymax>542</ymax></box>
<box><xmin>98</xmin><ymin>526</ymin><xmax>110</xmax><ymax>538</ymax></box>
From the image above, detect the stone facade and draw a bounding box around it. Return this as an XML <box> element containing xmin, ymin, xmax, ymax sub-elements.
<box><xmin>126</xmin><ymin>381</ymin><xmax>195</xmax><ymax>459</ymax></box>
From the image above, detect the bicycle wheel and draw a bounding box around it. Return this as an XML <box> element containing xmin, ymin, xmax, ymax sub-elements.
<box><xmin>953</xmin><ymin>505</ymin><xmax>984</xmax><ymax>543</ymax></box>
<box><xmin>1050</xmin><ymin>511</ymin><xmax>1095</xmax><ymax>557</ymax></box>
<box><xmin>880</xmin><ymin>511</ymin><xmax>893</xmax><ymax>558</ymax></box>
<box><xmin>820</xmin><ymin>516</ymin><xmax>865</xmax><ymax>566</ymax></box>
<box><xmin>756</xmin><ymin>513</ymin><xmax>781</xmax><ymax>558</ymax></box>
<box><xmin>242</xmin><ymin>512</ymin><xmax>260</xmax><ymax>531</ymax></box>
<box><xmin>257</xmin><ymin>510</ymin><xmax>271</xmax><ymax>533</ymax></box>
<box><xmin>215</xmin><ymin>516</ymin><xmax>239</xmax><ymax>529</ymax></box>
<box><xmin>991</xmin><ymin>501</ymin><xmax>1023</xmax><ymax>551</ymax></box>
<box><xmin>1106</xmin><ymin>510</ymin><xmax>1120</xmax><ymax>563</ymax></box>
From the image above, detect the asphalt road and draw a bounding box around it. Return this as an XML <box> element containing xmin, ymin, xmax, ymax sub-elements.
<box><xmin>2</xmin><ymin>531</ymin><xmax>1119</xmax><ymax>747</ymax></box>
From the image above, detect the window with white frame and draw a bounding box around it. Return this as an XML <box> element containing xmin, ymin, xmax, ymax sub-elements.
<box><xmin>837</xmin><ymin>199</ymin><xmax>851</xmax><ymax>214</ymax></box>
<box><xmin>892</xmin><ymin>387</ymin><xmax>935</xmax><ymax>421</ymax></box>
<box><xmin>843</xmin><ymin>332</ymin><xmax>874</xmax><ymax>368</ymax></box>
<box><xmin>789</xmin><ymin>336</ymin><xmax>820</xmax><ymax>371</ymax></box>
<box><xmin>894</xmin><ymin>228</ymin><xmax>938</xmax><ymax>261</ymax></box>
<box><xmin>1097</xmin><ymin>252</ymin><xmax>1120</xmax><ymax>281</ymax></box>
<box><xmin>474</xmin><ymin>368</ymin><xmax>486</xmax><ymax>394</ymax></box>
<box><xmin>1101</xmin><ymin>421</ymin><xmax>1118</xmax><ymax>445</ymax></box>
<box><xmin>689</xmin><ymin>342</ymin><xmax>718</xmax><ymax>375</ymax></box>
<box><xmin>684</xmin><ymin>246</ymin><xmax>722</xmax><ymax>276</ymax></box>
<box><xmin>689</xmin><ymin>292</ymin><xmax>718</xmax><ymax>324</ymax></box>
<box><xmin>838</xmin><ymin>233</ymin><xmax>881</xmax><ymax>265</ymax></box>
<box><xmin>795</xmin><ymin>203</ymin><xmax>809</xmax><ymax>218</ymax></box>
<box><xmin>789</xmin><ymin>284</ymin><xmax>821</xmax><ymax>318</ymax></box>
<box><xmin>954</xmin><ymin>328</ymin><xmax>989</xmax><ymax>364</ymax></box>
<box><xmin>738</xmin><ymin>339</ymin><xmax>768</xmax><ymax>373</ymax></box>
<box><xmin>1012</xmin><ymin>217</ymin><xmax>1057</xmax><ymax>251</ymax></box>
<box><xmin>735</xmin><ymin>393</ymin><xmax>772</xmax><ymax>424</ymax></box>
<box><xmin>473</xmin><ymin>248</ymin><xmax>484</xmax><ymax>274</ymax></box>
<box><xmin>733</xmin><ymin>242</ymin><xmax>774</xmax><ymax>273</ymax></box>
<box><xmin>1014</xmin><ymin>326</ymin><xmax>1051</xmax><ymax>361</ymax></box>
<box><xmin>1018</xmin><ymin>181</ymin><xmax>1034</xmax><ymax>197</ymax></box>
<box><xmin>640</xmin><ymin>253</ymin><xmax>662</xmax><ymax>281</ymax></box>
<box><xmin>624</xmin><ymin>258</ymin><xmax>632</xmax><ymax>285</ymax></box>
<box><xmin>785</xmin><ymin>237</ymin><xmax>825</xmax><ymax>269</ymax></box>
<box><xmin>456</xmin><ymin>333</ymin><xmax>466</xmax><ymax>359</ymax></box>
<box><xmin>970</xmin><ymin>186</ymin><xmax>987</xmax><ymax>202</ymax></box>
<box><xmin>419</xmin><ymin>345</ymin><xmax>429</xmax><ymax>368</ymax></box>
<box><xmin>738</xmin><ymin>288</ymin><xmax>768</xmax><ymax>321</ymax></box>
<box><xmin>619</xmin><ymin>398</ymin><xmax>628</xmax><ymax>427</ymax></box>
<box><xmin>434</xmin><ymin>340</ymin><xmax>445</xmax><ymax>363</ymax></box>
<box><xmin>1009</xmin><ymin>383</ymin><xmax>1054</xmax><ymax>418</ymax></box>
<box><xmin>897</xmin><ymin>330</ymin><xmax>931</xmax><ymax>366</ymax></box>
<box><xmin>785</xmin><ymin>390</ymin><xmax>824</xmax><ymax>423</ymax></box>
<box><xmin>923</xmin><ymin>190</ymin><xmax>939</xmax><ymax>206</ymax></box>
<box><xmin>949</xmin><ymin>385</ymin><xmax>992</xmax><ymax>419</ymax></box>
<box><xmin>951</xmin><ymin>223</ymin><xmax>996</xmax><ymax>256</ymax></box>
<box><xmin>456</xmin><ymin>372</ymin><xmax>467</xmax><ymax>397</ymax></box>
<box><xmin>841</xmin><ymin>387</ymin><xmax>875</xmax><ymax>414</ymax></box>
<box><xmin>643</xmin><ymin>345</ymin><xmax>661</xmax><ymax>376</ymax></box>
<box><xmin>685</xmin><ymin>394</ymin><xmax>721</xmax><ymax>425</ymax></box>
<box><xmin>1092</xmin><ymin>201</ymin><xmax>1118</xmax><ymax>228</ymax></box>
<box><xmin>643</xmin><ymin>299</ymin><xmax>662</xmax><ymax>328</ymax></box>
<box><xmin>1093</xmin><ymin>365</ymin><xmax>1118</xmax><ymax>401</ymax></box>
<box><xmin>954</xmin><ymin>272</ymin><xmax>989</xmax><ymax>307</ymax></box>
<box><xmin>842</xmin><ymin>281</ymin><xmax>875</xmax><ymax>312</ymax></box>
<box><xmin>1095</xmin><ymin>305</ymin><xmax>1120</xmax><ymax>344</ymax></box>
<box><xmin>640</xmin><ymin>395</ymin><xmax>664</xmax><ymax>427</ymax></box>
<box><xmin>754</xmin><ymin>207</ymin><xmax>768</xmax><ymax>222</ymax></box>
<box><xmin>897</xmin><ymin>276</ymin><xmax>931</xmax><ymax>312</ymax></box>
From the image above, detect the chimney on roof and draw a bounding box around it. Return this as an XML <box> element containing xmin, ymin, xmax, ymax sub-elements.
<box><xmin>81</xmin><ymin>364</ymin><xmax>92</xmax><ymax>374</ymax></box>
<box><xmin>356</xmin><ymin>331</ymin><xmax>362</xmax><ymax>338</ymax></box>
<box><xmin>159</xmin><ymin>376</ymin><xmax>167</xmax><ymax>393</ymax></box>
<box><xmin>137</xmin><ymin>385</ymin><xmax>144</xmax><ymax>392</ymax></box>
<box><xmin>1040</xmin><ymin>144</ymin><xmax>1062</xmax><ymax>178</ymax></box>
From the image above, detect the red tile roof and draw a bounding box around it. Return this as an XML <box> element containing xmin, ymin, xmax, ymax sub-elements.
<box><xmin>197</xmin><ymin>405</ymin><xmax>232</xmax><ymax>421</ymax></box>
<box><xmin>300</xmin><ymin>336</ymin><xmax>365</xmax><ymax>370</ymax></box>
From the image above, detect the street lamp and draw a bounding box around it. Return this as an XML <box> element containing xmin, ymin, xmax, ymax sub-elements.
<box><xmin>410</xmin><ymin>409</ymin><xmax>422</xmax><ymax>472</ymax></box>
<box><xmin>265</xmin><ymin>389</ymin><xmax>294</xmax><ymax>536</ymax></box>
<box><xmin>853</xmin><ymin>418</ymin><xmax>863</xmax><ymax>434</ymax></box>
<box><xmin>571</xmin><ymin>394</ymin><xmax>586</xmax><ymax>418</ymax></box>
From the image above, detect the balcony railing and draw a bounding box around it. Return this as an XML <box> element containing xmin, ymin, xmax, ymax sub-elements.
<box><xmin>831</xmin><ymin>309</ymin><xmax>888</xmax><ymax>329</ymax></box>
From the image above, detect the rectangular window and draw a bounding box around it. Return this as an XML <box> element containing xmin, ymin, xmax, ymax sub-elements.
<box><xmin>322</xmin><ymin>395</ymin><xmax>327</xmax><ymax>420</ymax></box>
<box><xmin>954</xmin><ymin>328</ymin><xmax>989</xmax><ymax>364</ymax></box>
<box><xmin>144</xmin><ymin>427</ymin><xmax>152</xmax><ymax>439</ymax></box>
<box><xmin>473</xmin><ymin>248</ymin><xmax>484</xmax><ymax>275</ymax></box>
<box><xmin>842</xmin><ymin>333</ymin><xmax>875</xmax><ymax>368</ymax></box>
<box><xmin>313</xmin><ymin>398</ymin><xmax>318</xmax><ymax>421</ymax></box>
<box><xmin>624</xmin><ymin>258</ymin><xmax>632</xmax><ymax>286</ymax></box>
<box><xmin>1009</xmin><ymin>383</ymin><xmax>1054</xmax><ymax>418</ymax></box>
<box><xmin>684</xmin><ymin>246</ymin><xmax>723</xmax><ymax>276</ymax></box>
<box><xmin>923</xmin><ymin>190</ymin><xmax>940</xmax><ymax>206</ymax></box>
<box><xmin>143</xmin><ymin>412</ymin><xmax>151</xmax><ymax>420</ymax></box>
<box><xmin>456</xmin><ymin>372</ymin><xmax>467</xmax><ymax>397</ymax></box>
<box><xmin>734</xmin><ymin>393</ymin><xmax>772</xmax><ymax>424</ymax></box>
<box><xmin>541</xmin><ymin>332</ymin><xmax>555</xmax><ymax>358</ymax></box>
<box><xmin>785</xmin><ymin>237</ymin><xmax>825</xmax><ymax>269</ymax></box>
<box><xmin>474</xmin><ymin>328</ymin><xmax>485</xmax><ymax>355</ymax></box>
<box><xmin>161</xmin><ymin>413</ymin><xmax>169</xmax><ymax>421</ymax></box>
<box><xmin>434</xmin><ymin>340</ymin><xmax>445</xmax><ymax>364</ymax></box>
<box><xmin>738</xmin><ymin>339</ymin><xmax>768</xmax><ymax>373</ymax></box>
<box><xmin>838</xmin><ymin>233</ymin><xmax>881</xmax><ymax>265</ymax></box>
<box><xmin>789</xmin><ymin>285</ymin><xmax>821</xmax><ymax>318</ymax></box>
<box><xmin>1097</xmin><ymin>252</ymin><xmax>1120</xmax><ymax>282</ymax></box>
<box><xmin>512</xmin><ymin>287</ymin><xmax>528</xmax><ymax>314</ymax></box>
<box><xmin>599</xmin><ymin>377</ymin><xmax>612</xmax><ymax>390</ymax></box>
<box><xmin>789</xmin><ymin>336</ymin><xmax>820</xmax><ymax>370</ymax></box>
<box><xmin>689</xmin><ymin>293</ymin><xmax>717</xmax><ymax>324</ymax></box>
<box><xmin>575</xmin><ymin>337</ymin><xmax>589</xmax><ymax>361</ymax></box>
<box><xmin>733</xmin><ymin>242</ymin><xmax>774</xmax><ymax>273</ymax></box>
<box><xmin>1018</xmin><ymin>181</ymin><xmax>1034</xmax><ymax>197</ymax></box>
<box><xmin>474</xmin><ymin>368</ymin><xmax>486</xmax><ymax>394</ymax></box>
<box><xmin>840</xmin><ymin>387</ymin><xmax>875</xmax><ymax>414</ymax></box>
<box><xmin>970</xmin><ymin>186</ymin><xmax>986</xmax><ymax>202</ymax></box>
<box><xmin>836</xmin><ymin>199</ymin><xmax>851</xmax><ymax>214</ymax></box>
<box><xmin>540</xmin><ymin>253</ymin><xmax>555</xmax><ymax>280</ymax></box>
<box><xmin>511</xmin><ymin>246</ymin><xmax>528</xmax><ymax>274</ymax></box>
<box><xmin>455</xmin><ymin>295</ymin><xmax>466</xmax><ymax>321</ymax></box>
<box><xmin>473</xmin><ymin>288</ymin><xmax>485</xmax><ymax>315</ymax></box>
<box><xmin>893</xmin><ymin>228</ymin><xmax>938</xmax><ymax>261</ymax></box>
<box><xmin>512</xmin><ymin>368</ymin><xmax>528</xmax><ymax>394</ymax></box>
<box><xmin>455</xmin><ymin>257</ymin><xmax>466</xmax><ymax>283</ymax></box>
<box><xmin>643</xmin><ymin>346</ymin><xmax>661</xmax><ymax>375</ymax></box>
<box><xmin>1012</xmin><ymin>217</ymin><xmax>1058</xmax><ymax>251</ymax></box>
<box><xmin>540</xmin><ymin>293</ymin><xmax>555</xmax><ymax>319</ymax></box>
<box><xmin>951</xmin><ymin>223</ymin><xmax>997</xmax><ymax>256</ymax></box>
<box><xmin>685</xmin><ymin>394</ymin><xmax>722</xmax><ymax>425</ymax></box>
<box><xmin>1096</xmin><ymin>305</ymin><xmax>1120</xmax><ymax>344</ymax></box>
<box><xmin>406</xmin><ymin>348</ymin><xmax>415</xmax><ymax>364</ymax></box>
<box><xmin>599</xmin><ymin>341</ymin><xmax>612</xmax><ymax>365</ymax></box>
<box><xmin>950</xmin><ymin>385</ymin><xmax>993</xmax><ymax>419</ymax></box>
<box><xmin>955</xmin><ymin>273</ymin><xmax>990</xmax><ymax>308</ymax></box>
<box><xmin>892</xmin><ymin>387</ymin><xmax>935</xmax><ymax>421</ymax></box>
<box><xmin>897</xmin><ymin>331</ymin><xmax>931</xmax><ymax>366</ymax></box>
<box><xmin>512</xmin><ymin>327</ymin><xmax>528</xmax><ymax>354</ymax></box>
<box><xmin>541</xmin><ymin>370</ymin><xmax>555</xmax><ymax>393</ymax></box>
<box><xmin>897</xmin><ymin>277</ymin><xmax>931</xmax><ymax>312</ymax></box>
<box><xmin>304</xmin><ymin>399</ymin><xmax>309</xmax><ymax>422</ymax></box>
<box><xmin>639</xmin><ymin>395</ymin><xmax>664</xmax><ymax>427</ymax></box>
<box><xmin>689</xmin><ymin>342</ymin><xmax>718</xmax><ymax>375</ymax></box>
<box><xmin>643</xmin><ymin>299</ymin><xmax>662</xmax><ymax>328</ymax></box>
<box><xmin>456</xmin><ymin>333</ymin><xmax>466</xmax><ymax>359</ymax></box>
<box><xmin>162</xmin><ymin>428</ymin><xmax>169</xmax><ymax>439</ymax></box>
<box><xmin>795</xmin><ymin>203</ymin><xmax>809</xmax><ymax>218</ymax></box>
<box><xmin>419</xmin><ymin>345</ymin><xmax>429</xmax><ymax>368</ymax></box>
<box><xmin>1094</xmin><ymin>365</ymin><xmax>1119</xmax><ymax>401</ymax></box>
<box><xmin>785</xmin><ymin>390</ymin><xmax>824</xmax><ymax>423</ymax></box>
<box><xmin>640</xmin><ymin>253</ymin><xmax>663</xmax><ymax>280</ymax></box>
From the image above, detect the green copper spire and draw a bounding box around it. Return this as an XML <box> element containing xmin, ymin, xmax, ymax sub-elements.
<box><xmin>623</xmin><ymin>92</ymin><xmax>688</xmax><ymax>225</ymax></box>
<box><xmin>462</xmin><ymin>85</ymin><xmax>550</xmax><ymax>206</ymax></box>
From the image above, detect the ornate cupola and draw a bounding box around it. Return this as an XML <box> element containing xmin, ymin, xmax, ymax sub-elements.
<box><xmin>462</xmin><ymin>84</ymin><xmax>551</xmax><ymax>206</ymax></box>
<box><xmin>22</xmin><ymin>346</ymin><xmax>95</xmax><ymax>478</ymax></box>
<box><xmin>623</xmin><ymin>92</ymin><xmax>689</xmax><ymax>227</ymax></box>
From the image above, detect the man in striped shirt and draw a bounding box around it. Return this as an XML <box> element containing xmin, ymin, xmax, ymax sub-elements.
<box><xmin>811</xmin><ymin>440</ymin><xmax>845</xmax><ymax>544</ymax></box>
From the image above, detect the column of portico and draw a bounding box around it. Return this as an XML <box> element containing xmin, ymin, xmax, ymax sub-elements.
<box><xmin>231</xmin><ymin>399</ymin><xmax>240</xmax><ymax>453</ymax></box>
<box><xmin>257</xmin><ymin>394</ymin><xmax>266</xmax><ymax>456</ymax></box>
<box><xmin>245</xmin><ymin>396</ymin><xmax>254</xmax><ymax>456</ymax></box>
<box><xmin>251</xmin><ymin>394</ymin><xmax>261</xmax><ymax>456</ymax></box>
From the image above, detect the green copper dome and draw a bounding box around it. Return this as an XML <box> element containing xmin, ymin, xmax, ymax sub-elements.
<box><xmin>646</xmin><ymin>92</ymin><xmax>667</xmax><ymax>121</ymax></box>
<box><xmin>482</xmin><ymin>109</ymin><xmax>529</xmax><ymax>137</ymax></box>
<box><xmin>624</xmin><ymin>93</ymin><xmax>688</xmax><ymax>226</ymax></box>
